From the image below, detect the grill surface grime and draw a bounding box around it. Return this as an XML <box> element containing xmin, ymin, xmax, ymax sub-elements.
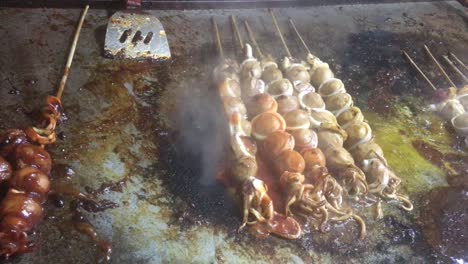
<box><xmin>0</xmin><ymin>2</ymin><xmax>467</xmax><ymax>263</ymax></box>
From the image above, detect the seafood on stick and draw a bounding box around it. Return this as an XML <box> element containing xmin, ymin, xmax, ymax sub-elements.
<box><xmin>212</xmin><ymin>18</ymin><xmax>301</xmax><ymax>239</ymax></box>
<box><xmin>242</xmin><ymin>18</ymin><xmax>365</xmax><ymax>239</ymax></box>
<box><xmin>403</xmin><ymin>50</ymin><xmax>468</xmax><ymax>147</ymax></box>
<box><xmin>0</xmin><ymin>6</ymin><xmax>94</xmax><ymax>258</ymax></box>
<box><xmin>268</xmin><ymin>10</ymin><xmax>368</xmax><ymax>198</ymax></box>
<box><xmin>288</xmin><ymin>17</ymin><xmax>413</xmax><ymax>213</ymax></box>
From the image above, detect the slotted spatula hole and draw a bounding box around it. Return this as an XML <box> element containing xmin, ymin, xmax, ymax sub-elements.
<box><xmin>119</xmin><ymin>29</ymin><xmax>132</xmax><ymax>43</ymax></box>
<box><xmin>131</xmin><ymin>30</ymin><xmax>143</xmax><ymax>45</ymax></box>
<box><xmin>143</xmin><ymin>32</ymin><xmax>154</xmax><ymax>44</ymax></box>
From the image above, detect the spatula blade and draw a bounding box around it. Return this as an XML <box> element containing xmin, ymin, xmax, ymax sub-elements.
<box><xmin>104</xmin><ymin>12</ymin><xmax>171</xmax><ymax>60</ymax></box>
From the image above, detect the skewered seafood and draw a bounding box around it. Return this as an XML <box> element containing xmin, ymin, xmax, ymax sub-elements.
<box><xmin>242</xmin><ymin>13</ymin><xmax>366</xmax><ymax>239</ymax></box>
<box><xmin>0</xmin><ymin>6</ymin><xmax>90</xmax><ymax>258</ymax></box>
<box><xmin>289</xmin><ymin>18</ymin><xmax>412</xmax><ymax>212</ymax></box>
<box><xmin>276</xmin><ymin>95</ymin><xmax>300</xmax><ymax>115</ymax></box>
<box><xmin>268</xmin><ymin>11</ymin><xmax>368</xmax><ymax>198</ymax></box>
<box><xmin>0</xmin><ymin>157</ymin><xmax>12</xmax><ymax>184</ymax></box>
<box><xmin>213</xmin><ymin>17</ymin><xmax>301</xmax><ymax>239</ymax></box>
<box><xmin>246</xmin><ymin>93</ymin><xmax>278</xmax><ymax>118</ymax></box>
<box><xmin>256</xmin><ymin>110</ymin><xmax>365</xmax><ymax>239</ymax></box>
<box><xmin>231</xmin><ymin>18</ymin><xmax>266</xmax><ymax>100</ymax></box>
<box><xmin>243</xmin><ymin>20</ymin><xmax>283</xmax><ymax>85</ymax></box>
<box><xmin>404</xmin><ymin>50</ymin><xmax>468</xmax><ymax>147</ymax></box>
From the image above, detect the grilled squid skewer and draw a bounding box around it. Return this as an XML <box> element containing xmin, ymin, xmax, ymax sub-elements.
<box><xmin>288</xmin><ymin>17</ymin><xmax>412</xmax><ymax>212</ymax></box>
<box><xmin>241</xmin><ymin>21</ymin><xmax>366</xmax><ymax>237</ymax></box>
<box><xmin>213</xmin><ymin>18</ymin><xmax>301</xmax><ymax>239</ymax></box>
<box><xmin>248</xmin><ymin>93</ymin><xmax>366</xmax><ymax>239</ymax></box>
<box><xmin>267</xmin><ymin>11</ymin><xmax>368</xmax><ymax>198</ymax></box>
<box><xmin>0</xmin><ymin>6</ymin><xmax>90</xmax><ymax>258</ymax></box>
<box><xmin>403</xmin><ymin>51</ymin><xmax>468</xmax><ymax>147</ymax></box>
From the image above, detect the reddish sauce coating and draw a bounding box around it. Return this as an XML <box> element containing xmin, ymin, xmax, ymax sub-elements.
<box><xmin>13</xmin><ymin>144</ymin><xmax>52</xmax><ymax>175</ymax></box>
<box><xmin>251</xmin><ymin>212</ymin><xmax>301</xmax><ymax>240</ymax></box>
<box><xmin>10</xmin><ymin>167</ymin><xmax>50</xmax><ymax>203</ymax></box>
<box><xmin>0</xmin><ymin>157</ymin><xmax>12</xmax><ymax>184</ymax></box>
<box><xmin>0</xmin><ymin>122</ymin><xmax>51</xmax><ymax>257</ymax></box>
<box><xmin>274</xmin><ymin>150</ymin><xmax>305</xmax><ymax>175</ymax></box>
<box><xmin>0</xmin><ymin>130</ymin><xmax>28</xmax><ymax>158</ymax></box>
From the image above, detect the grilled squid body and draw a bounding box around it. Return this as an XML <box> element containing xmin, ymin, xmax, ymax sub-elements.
<box><xmin>0</xmin><ymin>127</ymin><xmax>54</xmax><ymax>257</ymax></box>
<box><xmin>278</xmin><ymin>57</ymin><xmax>368</xmax><ymax>198</ymax></box>
<box><xmin>214</xmin><ymin>57</ymin><xmax>301</xmax><ymax>239</ymax></box>
<box><xmin>0</xmin><ymin>96</ymin><xmax>60</xmax><ymax>257</ymax></box>
<box><xmin>252</xmin><ymin>93</ymin><xmax>366</xmax><ymax>239</ymax></box>
<box><xmin>301</xmin><ymin>53</ymin><xmax>413</xmax><ymax>212</ymax></box>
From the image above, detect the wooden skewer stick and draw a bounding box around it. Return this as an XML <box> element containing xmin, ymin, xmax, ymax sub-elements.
<box><xmin>288</xmin><ymin>18</ymin><xmax>311</xmax><ymax>55</ymax></box>
<box><xmin>443</xmin><ymin>55</ymin><xmax>468</xmax><ymax>83</ymax></box>
<box><xmin>212</xmin><ymin>18</ymin><xmax>224</xmax><ymax>60</ymax></box>
<box><xmin>402</xmin><ymin>51</ymin><xmax>437</xmax><ymax>91</ymax></box>
<box><xmin>56</xmin><ymin>5</ymin><xmax>89</xmax><ymax>100</ymax></box>
<box><xmin>424</xmin><ymin>45</ymin><xmax>457</xmax><ymax>88</ymax></box>
<box><xmin>449</xmin><ymin>52</ymin><xmax>468</xmax><ymax>72</ymax></box>
<box><xmin>230</xmin><ymin>15</ymin><xmax>244</xmax><ymax>51</ymax></box>
<box><xmin>244</xmin><ymin>20</ymin><xmax>264</xmax><ymax>59</ymax></box>
<box><xmin>269</xmin><ymin>9</ymin><xmax>292</xmax><ymax>58</ymax></box>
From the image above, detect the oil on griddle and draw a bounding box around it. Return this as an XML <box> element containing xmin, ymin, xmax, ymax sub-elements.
<box><xmin>0</xmin><ymin>2</ymin><xmax>467</xmax><ymax>264</ymax></box>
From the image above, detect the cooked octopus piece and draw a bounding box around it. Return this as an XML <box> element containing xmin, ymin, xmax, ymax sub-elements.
<box><xmin>337</xmin><ymin>106</ymin><xmax>364</xmax><ymax>129</ymax></box>
<box><xmin>284</xmin><ymin>109</ymin><xmax>311</xmax><ymax>131</ymax></box>
<box><xmin>301</xmin><ymin>148</ymin><xmax>326</xmax><ymax>173</ymax></box>
<box><xmin>324</xmin><ymin>93</ymin><xmax>353</xmax><ymax>116</ymax></box>
<box><xmin>277</xmin><ymin>95</ymin><xmax>300</xmax><ymax>115</ymax></box>
<box><xmin>232</xmin><ymin>156</ymin><xmax>259</xmax><ymax>184</ymax></box>
<box><xmin>267</xmin><ymin>79</ymin><xmax>294</xmax><ymax>98</ymax></box>
<box><xmin>262</xmin><ymin>131</ymin><xmax>295</xmax><ymax>159</ymax></box>
<box><xmin>261</xmin><ymin>60</ymin><xmax>283</xmax><ymax>84</ymax></box>
<box><xmin>344</xmin><ymin>121</ymin><xmax>373</xmax><ymax>151</ymax></box>
<box><xmin>241</xmin><ymin>59</ymin><xmax>263</xmax><ymax>80</ymax></box>
<box><xmin>0</xmin><ymin>156</ymin><xmax>12</xmax><ymax>183</ymax></box>
<box><xmin>317</xmin><ymin>125</ymin><xmax>347</xmax><ymax>151</ymax></box>
<box><xmin>274</xmin><ymin>149</ymin><xmax>306</xmax><ymax>175</ymax></box>
<box><xmin>0</xmin><ymin>129</ymin><xmax>29</xmax><ymax>158</ymax></box>
<box><xmin>350</xmin><ymin>140</ymin><xmax>384</xmax><ymax>164</ymax></box>
<box><xmin>241</xmin><ymin>77</ymin><xmax>265</xmax><ymax>98</ymax></box>
<box><xmin>0</xmin><ymin>190</ymin><xmax>43</xmax><ymax>232</ymax></box>
<box><xmin>10</xmin><ymin>167</ymin><xmax>50</xmax><ymax>203</ymax></box>
<box><xmin>251</xmin><ymin>112</ymin><xmax>287</xmax><ymax>140</ymax></box>
<box><xmin>246</xmin><ymin>93</ymin><xmax>278</xmax><ymax>118</ymax></box>
<box><xmin>290</xmin><ymin>128</ymin><xmax>318</xmax><ymax>150</ymax></box>
<box><xmin>310</xmin><ymin>63</ymin><xmax>334</xmax><ymax>88</ymax></box>
<box><xmin>298</xmin><ymin>91</ymin><xmax>326</xmax><ymax>111</ymax></box>
<box><xmin>13</xmin><ymin>144</ymin><xmax>52</xmax><ymax>175</ymax></box>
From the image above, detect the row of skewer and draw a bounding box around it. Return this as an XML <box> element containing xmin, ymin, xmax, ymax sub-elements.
<box><xmin>403</xmin><ymin>48</ymin><xmax>468</xmax><ymax>148</ymax></box>
<box><xmin>211</xmin><ymin>10</ymin><xmax>414</xmax><ymax>240</ymax></box>
<box><xmin>0</xmin><ymin>6</ymin><xmax>112</xmax><ymax>261</ymax></box>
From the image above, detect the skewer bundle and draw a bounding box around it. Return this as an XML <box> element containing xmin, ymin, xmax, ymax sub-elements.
<box><xmin>210</xmin><ymin>11</ymin><xmax>418</xmax><ymax>240</ymax></box>
<box><xmin>212</xmin><ymin>18</ymin><xmax>302</xmax><ymax>239</ymax></box>
<box><xmin>403</xmin><ymin>49</ymin><xmax>468</xmax><ymax>147</ymax></box>
<box><xmin>283</xmin><ymin>16</ymin><xmax>413</xmax><ymax>213</ymax></box>
<box><xmin>0</xmin><ymin>6</ymin><xmax>91</xmax><ymax>258</ymax></box>
<box><xmin>243</xmin><ymin>18</ymin><xmax>366</xmax><ymax>238</ymax></box>
<box><xmin>266</xmin><ymin>12</ymin><xmax>371</xmax><ymax>200</ymax></box>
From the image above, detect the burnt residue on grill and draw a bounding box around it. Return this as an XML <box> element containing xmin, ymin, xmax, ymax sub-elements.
<box><xmin>1</xmin><ymin>4</ymin><xmax>468</xmax><ymax>263</ymax></box>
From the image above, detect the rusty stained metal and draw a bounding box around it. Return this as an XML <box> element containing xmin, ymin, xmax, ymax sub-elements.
<box><xmin>0</xmin><ymin>2</ymin><xmax>467</xmax><ymax>263</ymax></box>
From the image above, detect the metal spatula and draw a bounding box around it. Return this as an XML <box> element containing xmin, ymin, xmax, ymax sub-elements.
<box><xmin>104</xmin><ymin>11</ymin><xmax>171</xmax><ymax>60</ymax></box>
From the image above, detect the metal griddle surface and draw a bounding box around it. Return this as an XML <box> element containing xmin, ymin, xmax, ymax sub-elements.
<box><xmin>0</xmin><ymin>2</ymin><xmax>467</xmax><ymax>263</ymax></box>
